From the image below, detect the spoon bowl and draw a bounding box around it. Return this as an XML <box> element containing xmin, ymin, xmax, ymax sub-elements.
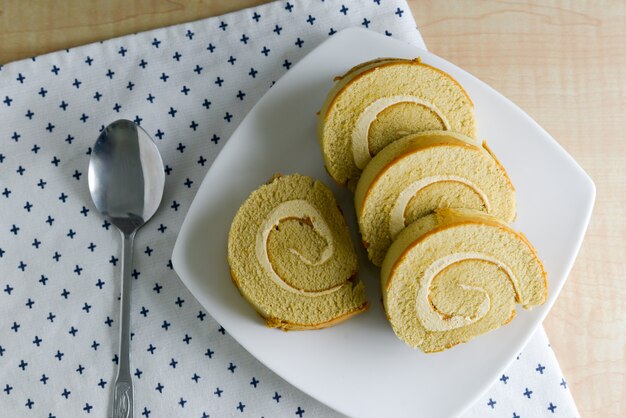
<box><xmin>88</xmin><ymin>119</ymin><xmax>165</xmax><ymax>418</ymax></box>
<box><xmin>89</xmin><ymin>119</ymin><xmax>165</xmax><ymax>233</ymax></box>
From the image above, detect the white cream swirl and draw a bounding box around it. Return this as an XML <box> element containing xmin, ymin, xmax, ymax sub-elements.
<box><xmin>389</xmin><ymin>176</ymin><xmax>491</xmax><ymax>239</ymax></box>
<box><xmin>352</xmin><ymin>95</ymin><xmax>450</xmax><ymax>169</ymax></box>
<box><xmin>416</xmin><ymin>252</ymin><xmax>520</xmax><ymax>332</ymax></box>
<box><xmin>255</xmin><ymin>199</ymin><xmax>341</xmax><ymax>296</ymax></box>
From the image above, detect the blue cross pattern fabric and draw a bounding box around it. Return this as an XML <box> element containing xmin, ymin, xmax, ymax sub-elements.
<box><xmin>0</xmin><ymin>0</ymin><xmax>580</xmax><ymax>417</ymax></box>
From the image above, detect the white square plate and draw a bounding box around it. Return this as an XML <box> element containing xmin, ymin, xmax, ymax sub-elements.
<box><xmin>172</xmin><ymin>28</ymin><xmax>595</xmax><ymax>417</ymax></box>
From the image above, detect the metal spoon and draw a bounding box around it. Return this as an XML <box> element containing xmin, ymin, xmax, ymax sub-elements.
<box><xmin>88</xmin><ymin>120</ymin><xmax>165</xmax><ymax>418</ymax></box>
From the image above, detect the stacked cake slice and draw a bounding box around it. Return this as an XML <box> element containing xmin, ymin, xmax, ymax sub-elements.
<box><xmin>318</xmin><ymin>58</ymin><xmax>547</xmax><ymax>352</ymax></box>
<box><xmin>381</xmin><ymin>208</ymin><xmax>547</xmax><ymax>352</ymax></box>
<box><xmin>355</xmin><ymin>130</ymin><xmax>516</xmax><ymax>266</ymax></box>
<box><xmin>318</xmin><ymin>58</ymin><xmax>475</xmax><ymax>188</ymax></box>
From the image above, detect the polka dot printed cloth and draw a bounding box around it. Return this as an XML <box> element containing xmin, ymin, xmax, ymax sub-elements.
<box><xmin>0</xmin><ymin>0</ymin><xmax>579</xmax><ymax>416</ymax></box>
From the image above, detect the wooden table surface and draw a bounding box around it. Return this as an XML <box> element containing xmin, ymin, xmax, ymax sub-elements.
<box><xmin>1</xmin><ymin>1</ymin><xmax>624</xmax><ymax>416</ymax></box>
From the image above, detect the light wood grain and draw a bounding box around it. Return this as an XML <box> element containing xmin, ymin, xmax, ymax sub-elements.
<box><xmin>0</xmin><ymin>0</ymin><xmax>271</xmax><ymax>63</ymax></box>
<box><xmin>408</xmin><ymin>2</ymin><xmax>626</xmax><ymax>417</ymax></box>
<box><xmin>1</xmin><ymin>1</ymin><xmax>624</xmax><ymax>416</ymax></box>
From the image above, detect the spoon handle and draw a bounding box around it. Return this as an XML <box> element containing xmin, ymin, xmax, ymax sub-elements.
<box><xmin>112</xmin><ymin>231</ymin><xmax>136</xmax><ymax>418</ymax></box>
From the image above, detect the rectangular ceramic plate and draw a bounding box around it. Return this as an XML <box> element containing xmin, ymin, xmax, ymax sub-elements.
<box><xmin>172</xmin><ymin>28</ymin><xmax>595</xmax><ymax>417</ymax></box>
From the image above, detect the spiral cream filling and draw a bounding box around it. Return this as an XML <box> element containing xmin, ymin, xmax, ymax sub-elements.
<box><xmin>389</xmin><ymin>176</ymin><xmax>491</xmax><ymax>239</ymax></box>
<box><xmin>352</xmin><ymin>95</ymin><xmax>451</xmax><ymax>169</ymax></box>
<box><xmin>416</xmin><ymin>252</ymin><xmax>520</xmax><ymax>331</ymax></box>
<box><xmin>255</xmin><ymin>199</ymin><xmax>342</xmax><ymax>297</ymax></box>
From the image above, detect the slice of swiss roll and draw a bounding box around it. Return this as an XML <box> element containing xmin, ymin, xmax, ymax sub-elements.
<box><xmin>318</xmin><ymin>58</ymin><xmax>476</xmax><ymax>188</ymax></box>
<box><xmin>355</xmin><ymin>130</ymin><xmax>515</xmax><ymax>266</ymax></box>
<box><xmin>381</xmin><ymin>208</ymin><xmax>547</xmax><ymax>352</ymax></box>
<box><xmin>228</xmin><ymin>174</ymin><xmax>368</xmax><ymax>330</ymax></box>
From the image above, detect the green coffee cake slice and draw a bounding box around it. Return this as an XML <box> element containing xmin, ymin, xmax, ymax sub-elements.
<box><xmin>228</xmin><ymin>174</ymin><xmax>368</xmax><ymax>330</ymax></box>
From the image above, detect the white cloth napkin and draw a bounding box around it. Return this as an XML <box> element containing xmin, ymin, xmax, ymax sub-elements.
<box><xmin>0</xmin><ymin>1</ymin><xmax>580</xmax><ymax>416</ymax></box>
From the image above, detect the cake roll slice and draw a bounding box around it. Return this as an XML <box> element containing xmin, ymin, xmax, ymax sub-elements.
<box><xmin>318</xmin><ymin>57</ymin><xmax>475</xmax><ymax>187</ymax></box>
<box><xmin>355</xmin><ymin>130</ymin><xmax>515</xmax><ymax>266</ymax></box>
<box><xmin>228</xmin><ymin>174</ymin><xmax>368</xmax><ymax>330</ymax></box>
<box><xmin>381</xmin><ymin>208</ymin><xmax>547</xmax><ymax>352</ymax></box>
